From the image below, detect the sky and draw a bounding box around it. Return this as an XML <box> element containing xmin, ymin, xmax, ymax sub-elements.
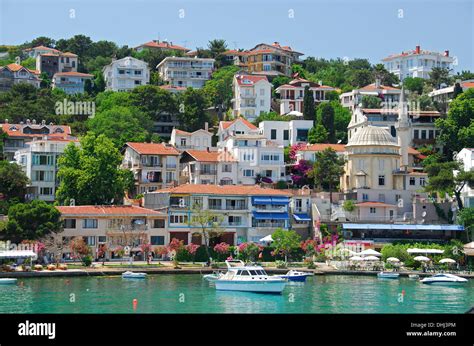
<box><xmin>0</xmin><ymin>0</ymin><xmax>473</xmax><ymax>71</ymax></box>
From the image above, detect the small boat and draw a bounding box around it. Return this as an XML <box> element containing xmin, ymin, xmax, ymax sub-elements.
<box><xmin>122</xmin><ymin>271</ymin><xmax>147</xmax><ymax>279</ymax></box>
<box><xmin>214</xmin><ymin>260</ymin><xmax>286</xmax><ymax>294</ymax></box>
<box><xmin>408</xmin><ymin>274</ymin><xmax>420</xmax><ymax>280</ymax></box>
<box><xmin>0</xmin><ymin>278</ymin><xmax>17</xmax><ymax>285</ymax></box>
<box><xmin>377</xmin><ymin>272</ymin><xmax>400</xmax><ymax>279</ymax></box>
<box><xmin>275</xmin><ymin>270</ymin><xmax>314</xmax><ymax>282</ymax></box>
<box><xmin>420</xmin><ymin>273</ymin><xmax>468</xmax><ymax>285</ymax></box>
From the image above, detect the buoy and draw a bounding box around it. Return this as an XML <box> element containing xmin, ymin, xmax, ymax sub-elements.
<box><xmin>133</xmin><ymin>298</ymin><xmax>138</xmax><ymax>310</ymax></box>
<box><xmin>402</xmin><ymin>289</ymin><xmax>406</xmax><ymax>296</ymax></box>
<box><xmin>65</xmin><ymin>280</ymin><xmax>70</xmax><ymax>285</ymax></box>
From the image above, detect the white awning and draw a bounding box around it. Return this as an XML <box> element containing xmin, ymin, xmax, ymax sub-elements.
<box><xmin>0</xmin><ymin>250</ymin><xmax>38</xmax><ymax>260</ymax></box>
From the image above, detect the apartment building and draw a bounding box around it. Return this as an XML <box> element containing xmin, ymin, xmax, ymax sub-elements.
<box><xmin>156</xmin><ymin>57</ymin><xmax>215</xmax><ymax>89</ymax></box>
<box><xmin>258</xmin><ymin>120</ymin><xmax>314</xmax><ymax>147</ymax></box>
<box><xmin>382</xmin><ymin>45</ymin><xmax>454</xmax><ymax>81</ymax></box>
<box><xmin>57</xmin><ymin>205</ymin><xmax>167</xmax><ymax>260</ymax></box>
<box><xmin>246</xmin><ymin>42</ymin><xmax>304</xmax><ymax>77</ymax></box>
<box><xmin>180</xmin><ymin>149</ymin><xmax>237</xmax><ymax>185</ymax></box>
<box><xmin>121</xmin><ymin>142</ymin><xmax>180</xmax><ymax>195</ymax></box>
<box><xmin>339</xmin><ymin>80</ymin><xmax>401</xmax><ymax>110</ymax></box>
<box><xmin>52</xmin><ymin>71</ymin><xmax>93</xmax><ymax>94</ymax></box>
<box><xmin>0</xmin><ymin>63</ymin><xmax>41</xmax><ymax>92</ymax></box>
<box><xmin>14</xmin><ymin>138</ymin><xmax>78</xmax><ymax>202</ymax></box>
<box><xmin>103</xmin><ymin>57</ymin><xmax>150</xmax><ymax>91</ymax></box>
<box><xmin>275</xmin><ymin>78</ymin><xmax>336</xmax><ymax>114</ymax></box>
<box><xmin>36</xmin><ymin>51</ymin><xmax>78</xmax><ymax>78</ymax></box>
<box><xmin>169</xmin><ymin>127</ymin><xmax>214</xmax><ymax>151</ymax></box>
<box><xmin>232</xmin><ymin>74</ymin><xmax>272</xmax><ymax>121</ymax></box>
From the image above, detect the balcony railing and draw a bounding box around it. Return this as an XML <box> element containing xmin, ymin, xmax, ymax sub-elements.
<box><xmin>252</xmin><ymin>222</ymin><xmax>286</xmax><ymax>228</ymax></box>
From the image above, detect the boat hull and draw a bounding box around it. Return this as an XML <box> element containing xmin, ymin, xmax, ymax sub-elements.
<box><xmin>421</xmin><ymin>280</ymin><xmax>467</xmax><ymax>285</ymax></box>
<box><xmin>377</xmin><ymin>273</ymin><xmax>400</xmax><ymax>279</ymax></box>
<box><xmin>280</xmin><ymin>275</ymin><xmax>308</xmax><ymax>282</ymax></box>
<box><xmin>0</xmin><ymin>278</ymin><xmax>18</xmax><ymax>284</ymax></box>
<box><xmin>215</xmin><ymin>280</ymin><xmax>286</xmax><ymax>293</ymax></box>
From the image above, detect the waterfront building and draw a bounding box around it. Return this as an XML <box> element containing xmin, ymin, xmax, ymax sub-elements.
<box><xmin>259</xmin><ymin>120</ymin><xmax>314</xmax><ymax>147</ymax></box>
<box><xmin>339</xmin><ymin>80</ymin><xmax>401</xmax><ymax>110</ymax></box>
<box><xmin>456</xmin><ymin>148</ymin><xmax>474</xmax><ymax>208</ymax></box>
<box><xmin>245</xmin><ymin>42</ymin><xmax>303</xmax><ymax>77</ymax></box>
<box><xmin>135</xmin><ymin>40</ymin><xmax>190</xmax><ymax>54</ymax></box>
<box><xmin>52</xmin><ymin>71</ymin><xmax>93</xmax><ymax>94</ymax></box>
<box><xmin>56</xmin><ymin>205</ymin><xmax>167</xmax><ymax>260</ymax></box>
<box><xmin>156</xmin><ymin>56</ymin><xmax>215</xmax><ymax>89</ymax></box>
<box><xmin>143</xmin><ymin>184</ymin><xmax>292</xmax><ymax>245</ymax></box>
<box><xmin>382</xmin><ymin>45</ymin><xmax>454</xmax><ymax>81</ymax></box>
<box><xmin>275</xmin><ymin>78</ymin><xmax>336</xmax><ymax>114</ymax></box>
<box><xmin>169</xmin><ymin>126</ymin><xmax>214</xmax><ymax>151</ymax></box>
<box><xmin>0</xmin><ymin>63</ymin><xmax>41</xmax><ymax>92</ymax></box>
<box><xmin>121</xmin><ymin>142</ymin><xmax>180</xmax><ymax>195</ymax></box>
<box><xmin>14</xmin><ymin>138</ymin><xmax>78</xmax><ymax>202</ymax></box>
<box><xmin>180</xmin><ymin>149</ymin><xmax>237</xmax><ymax>185</ymax></box>
<box><xmin>1</xmin><ymin>120</ymin><xmax>73</xmax><ymax>161</ymax></box>
<box><xmin>103</xmin><ymin>57</ymin><xmax>150</xmax><ymax>92</ymax></box>
<box><xmin>232</xmin><ymin>74</ymin><xmax>272</xmax><ymax>121</ymax></box>
<box><xmin>36</xmin><ymin>51</ymin><xmax>78</xmax><ymax>78</ymax></box>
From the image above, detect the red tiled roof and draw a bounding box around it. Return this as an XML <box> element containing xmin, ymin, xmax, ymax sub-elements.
<box><xmin>126</xmin><ymin>142</ymin><xmax>179</xmax><ymax>155</ymax></box>
<box><xmin>221</xmin><ymin>117</ymin><xmax>257</xmax><ymax>130</ymax></box>
<box><xmin>2</xmin><ymin>63</ymin><xmax>39</xmax><ymax>76</ymax></box>
<box><xmin>235</xmin><ymin>74</ymin><xmax>269</xmax><ymax>86</ymax></box>
<box><xmin>359</xmin><ymin>83</ymin><xmax>400</xmax><ymax>91</ymax></box>
<box><xmin>184</xmin><ymin>150</ymin><xmax>236</xmax><ymax>162</ymax></box>
<box><xmin>1</xmin><ymin>124</ymin><xmax>72</xmax><ymax>138</ymax></box>
<box><xmin>174</xmin><ymin>129</ymin><xmax>191</xmax><ymax>135</ymax></box>
<box><xmin>355</xmin><ymin>202</ymin><xmax>397</xmax><ymax>207</ymax></box>
<box><xmin>223</xmin><ymin>50</ymin><xmax>249</xmax><ymax>56</ymax></box>
<box><xmin>138</xmin><ymin>41</ymin><xmax>190</xmax><ymax>52</ymax></box>
<box><xmin>299</xmin><ymin>143</ymin><xmax>346</xmax><ymax>152</ymax></box>
<box><xmin>54</xmin><ymin>71</ymin><xmax>93</xmax><ymax>77</ymax></box>
<box><xmin>408</xmin><ymin>147</ymin><xmax>420</xmax><ymax>155</ymax></box>
<box><xmin>462</xmin><ymin>82</ymin><xmax>474</xmax><ymax>88</ymax></box>
<box><xmin>160</xmin><ymin>184</ymin><xmax>292</xmax><ymax>196</ymax></box>
<box><xmin>25</xmin><ymin>45</ymin><xmax>61</xmax><ymax>53</ymax></box>
<box><xmin>382</xmin><ymin>47</ymin><xmax>450</xmax><ymax>61</ymax></box>
<box><xmin>56</xmin><ymin>205</ymin><xmax>164</xmax><ymax>216</ymax></box>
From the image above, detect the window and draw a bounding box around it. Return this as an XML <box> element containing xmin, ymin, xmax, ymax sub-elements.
<box><xmin>228</xmin><ymin>216</ymin><xmax>242</xmax><ymax>225</ymax></box>
<box><xmin>362</xmin><ymin>193</ymin><xmax>369</xmax><ymax>201</ymax></box>
<box><xmin>271</xmin><ymin>129</ymin><xmax>277</xmax><ymax>140</ymax></box>
<box><xmin>150</xmin><ymin>236</ymin><xmax>165</xmax><ymax>245</ymax></box>
<box><xmin>98</xmin><ymin>236</ymin><xmax>107</xmax><ymax>243</ymax></box>
<box><xmin>32</xmin><ymin>155</ymin><xmax>54</xmax><ymax>166</ymax></box>
<box><xmin>409</xmin><ymin>177</ymin><xmax>416</xmax><ymax>186</ymax></box>
<box><xmin>428</xmin><ymin>130</ymin><xmax>434</xmax><ymax>139</ymax></box>
<box><xmin>243</xmin><ymin>169</ymin><xmax>254</xmax><ymax>177</ymax></box>
<box><xmin>191</xmin><ymin>197</ymin><xmax>203</xmax><ymax>208</ymax></box>
<box><xmin>170</xmin><ymin>215</ymin><xmax>188</xmax><ymax>224</ymax></box>
<box><xmin>222</xmin><ymin>164</ymin><xmax>232</xmax><ymax>173</ymax></box>
<box><xmin>153</xmin><ymin>219</ymin><xmax>165</xmax><ymax>228</ymax></box>
<box><xmin>83</xmin><ymin>219</ymin><xmax>98</xmax><ymax>229</ymax></box>
<box><xmin>180</xmin><ymin>138</ymin><xmax>187</xmax><ymax>146</ymax></box>
<box><xmin>421</xmin><ymin>130</ymin><xmax>426</xmax><ymax>139</ymax></box>
<box><xmin>378</xmin><ymin>194</ymin><xmax>385</xmax><ymax>203</ymax></box>
<box><xmin>134</xmin><ymin>70</ymin><xmax>142</xmax><ymax>75</ymax></box>
<box><xmin>208</xmin><ymin>199</ymin><xmax>222</xmax><ymax>209</ymax></box>
<box><xmin>63</xmin><ymin>219</ymin><xmax>76</xmax><ymax>229</ymax></box>
<box><xmin>39</xmin><ymin>187</ymin><xmax>53</xmax><ymax>195</ymax></box>
<box><xmin>414</xmin><ymin>130</ymin><xmax>419</xmax><ymax>139</ymax></box>
<box><xmin>378</xmin><ymin>159</ymin><xmax>385</xmax><ymax>171</ymax></box>
<box><xmin>283</xmin><ymin>130</ymin><xmax>289</xmax><ymax>141</ymax></box>
<box><xmin>296</xmin><ymin>129</ymin><xmax>309</xmax><ymax>142</ymax></box>
<box><xmin>259</xmin><ymin>89</ymin><xmax>265</xmax><ymax>96</ymax></box>
<box><xmin>34</xmin><ymin>170</ymin><xmax>54</xmax><ymax>182</ymax></box>
<box><xmin>420</xmin><ymin>177</ymin><xmax>426</xmax><ymax>186</ymax></box>
<box><xmin>134</xmin><ymin>80</ymin><xmax>141</xmax><ymax>85</ymax></box>
<box><xmin>370</xmin><ymin>208</ymin><xmax>376</xmax><ymax>214</ymax></box>
<box><xmin>86</xmin><ymin>236</ymin><xmax>96</xmax><ymax>246</ymax></box>
<box><xmin>378</xmin><ymin>175</ymin><xmax>385</xmax><ymax>186</ymax></box>
<box><xmin>395</xmin><ymin>194</ymin><xmax>401</xmax><ymax>204</ymax></box>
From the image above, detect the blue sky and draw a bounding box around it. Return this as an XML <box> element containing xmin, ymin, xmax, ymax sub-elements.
<box><xmin>1</xmin><ymin>0</ymin><xmax>473</xmax><ymax>70</ymax></box>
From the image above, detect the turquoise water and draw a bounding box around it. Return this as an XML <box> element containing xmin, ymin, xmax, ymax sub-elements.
<box><xmin>0</xmin><ymin>275</ymin><xmax>473</xmax><ymax>313</ymax></box>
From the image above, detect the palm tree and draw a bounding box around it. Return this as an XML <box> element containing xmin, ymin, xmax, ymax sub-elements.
<box><xmin>207</xmin><ymin>39</ymin><xmax>228</xmax><ymax>68</ymax></box>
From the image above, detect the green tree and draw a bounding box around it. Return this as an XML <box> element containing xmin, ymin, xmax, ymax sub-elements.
<box><xmin>372</xmin><ymin>63</ymin><xmax>399</xmax><ymax>86</ymax></box>
<box><xmin>190</xmin><ymin>205</ymin><xmax>224</xmax><ymax>262</ymax></box>
<box><xmin>361</xmin><ymin>95</ymin><xmax>382</xmax><ymax>108</ymax></box>
<box><xmin>428</xmin><ymin>67</ymin><xmax>452</xmax><ymax>89</ymax></box>
<box><xmin>317</xmin><ymin>102</ymin><xmax>335</xmax><ymax>143</ymax></box>
<box><xmin>309</xmin><ymin>148</ymin><xmax>345</xmax><ymax>205</ymax></box>
<box><xmin>29</xmin><ymin>36</ymin><xmax>56</xmax><ymax>49</ymax></box>
<box><xmin>331</xmin><ymin>100</ymin><xmax>351</xmax><ymax>143</ymax></box>
<box><xmin>303</xmin><ymin>85</ymin><xmax>315</xmax><ymax>120</ymax></box>
<box><xmin>56</xmin><ymin>133</ymin><xmax>133</xmax><ymax>205</ymax></box>
<box><xmin>271</xmin><ymin>75</ymin><xmax>291</xmax><ymax>90</ymax></box>
<box><xmin>453</xmin><ymin>82</ymin><xmax>464</xmax><ymax>99</ymax></box>
<box><xmin>177</xmin><ymin>88</ymin><xmax>210</xmax><ymax>132</ymax></box>
<box><xmin>207</xmin><ymin>39</ymin><xmax>228</xmax><ymax>67</ymax></box>
<box><xmin>4</xmin><ymin>200</ymin><xmax>61</xmax><ymax>242</ymax></box>
<box><xmin>457</xmin><ymin>207</ymin><xmax>474</xmax><ymax>241</ymax></box>
<box><xmin>203</xmin><ymin>65</ymin><xmax>239</xmax><ymax>119</ymax></box>
<box><xmin>271</xmin><ymin>229</ymin><xmax>301</xmax><ymax>263</ymax></box>
<box><xmin>0</xmin><ymin>161</ymin><xmax>29</xmax><ymax>214</ymax></box>
<box><xmin>130</xmin><ymin>85</ymin><xmax>178</xmax><ymax>122</ymax></box>
<box><xmin>308</xmin><ymin>124</ymin><xmax>328</xmax><ymax>143</ymax></box>
<box><xmin>403</xmin><ymin>77</ymin><xmax>425</xmax><ymax>95</ymax></box>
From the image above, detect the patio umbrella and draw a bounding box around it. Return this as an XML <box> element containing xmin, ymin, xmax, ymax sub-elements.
<box><xmin>439</xmin><ymin>258</ymin><xmax>456</xmax><ymax>264</ymax></box>
<box><xmin>259</xmin><ymin>235</ymin><xmax>273</xmax><ymax>242</ymax></box>
<box><xmin>407</xmin><ymin>248</ymin><xmax>444</xmax><ymax>254</ymax></box>
<box><xmin>359</xmin><ymin>249</ymin><xmax>381</xmax><ymax>257</ymax></box>
<box><xmin>386</xmin><ymin>257</ymin><xmax>400</xmax><ymax>263</ymax></box>
<box><xmin>413</xmin><ymin>256</ymin><xmax>431</xmax><ymax>262</ymax></box>
<box><xmin>349</xmin><ymin>256</ymin><xmax>364</xmax><ymax>261</ymax></box>
<box><xmin>363</xmin><ymin>255</ymin><xmax>380</xmax><ymax>261</ymax></box>
<box><xmin>338</xmin><ymin>248</ymin><xmax>357</xmax><ymax>255</ymax></box>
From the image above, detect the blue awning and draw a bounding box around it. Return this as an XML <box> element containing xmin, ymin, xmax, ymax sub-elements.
<box><xmin>293</xmin><ymin>213</ymin><xmax>311</xmax><ymax>222</ymax></box>
<box><xmin>252</xmin><ymin>197</ymin><xmax>273</xmax><ymax>205</ymax></box>
<box><xmin>342</xmin><ymin>223</ymin><xmax>464</xmax><ymax>231</ymax></box>
<box><xmin>252</xmin><ymin>211</ymin><xmax>290</xmax><ymax>220</ymax></box>
<box><xmin>271</xmin><ymin>197</ymin><xmax>290</xmax><ymax>205</ymax></box>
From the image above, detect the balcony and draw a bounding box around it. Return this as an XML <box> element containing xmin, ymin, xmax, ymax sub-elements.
<box><xmin>198</xmin><ymin>169</ymin><xmax>217</xmax><ymax>175</ymax></box>
<box><xmin>254</xmin><ymin>205</ymin><xmax>287</xmax><ymax>212</ymax></box>
<box><xmin>252</xmin><ymin>222</ymin><xmax>286</xmax><ymax>228</ymax></box>
<box><xmin>240</xmin><ymin>93</ymin><xmax>256</xmax><ymax>99</ymax></box>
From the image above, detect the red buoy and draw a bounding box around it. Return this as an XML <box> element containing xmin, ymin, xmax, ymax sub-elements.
<box><xmin>133</xmin><ymin>298</ymin><xmax>138</xmax><ymax>310</ymax></box>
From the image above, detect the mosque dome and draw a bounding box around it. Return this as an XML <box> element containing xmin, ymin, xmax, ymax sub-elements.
<box><xmin>347</xmin><ymin>126</ymin><xmax>398</xmax><ymax>147</ymax></box>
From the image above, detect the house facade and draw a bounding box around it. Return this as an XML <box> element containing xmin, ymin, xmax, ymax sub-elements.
<box><xmin>169</xmin><ymin>127</ymin><xmax>214</xmax><ymax>151</ymax></box>
<box><xmin>121</xmin><ymin>142</ymin><xmax>180</xmax><ymax>195</ymax></box>
<box><xmin>0</xmin><ymin>63</ymin><xmax>41</xmax><ymax>92</ymax></box>
<box><xmin>259</xmin><ymin>120</ymin><xmax>314</xmax><ymax>147</ymax></box>
<box><xmin>157</xmin><ymin>57</ymin><xmax>215</xmax><ymax>89</ymax></box>
<box><xmin>339</xmin><ymin>80</ymin><xmax>401</xmax><ymax>110</ymax></box>
<box><xmin>428</xmin><ymin>80</ymin><xmax>474</xmax><ymax>105</ymax></box>
<box><xmin>23</xmin><ymin>45</ymin><xmax>61</xmax><ymax>59</ymax></box>
<box><xmin>275</xmin><ymin>78</ymin><xmax>336</xmax><ymax>114</ymax></box>
<box><xmin>246</xmin><ymin>42</ymin><xmax>303</xmax><ymax>77</ymax></box>
<box><xmin>103</xmin><ymin>57</ymin><xmax>150</xmax><ymax>91</ymax></box>
<box><xmin>36</xmin><ymin>51</ymin><xmax>78</xmax><ymax>78</ymax></box>
<box><xmin>232</xmin><ymin>74</ymin><xmax>272</xmax><ymax>121</ymax></box>
<box><xmin>382</xmin><ymin>45</ymin><xmax>454</xmax><ymax>81</ymax></box>
<box><xmin>52</xmin><ymin>72</ymin><xmax>93</xmax><ymax>94</ymax></box>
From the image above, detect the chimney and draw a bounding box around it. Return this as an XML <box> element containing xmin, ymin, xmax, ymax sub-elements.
<box><xmin>415</xmin><ymin>45</ymin><xmax>421</xmax><ymax>54</ymax></box>
<box><xmin>205</xmin><ymin>122</ymin><xmax>209</xmax><ymax>131</ymax></box>
<box><xmin>375</xmin><ymin>78</ymin><xmax>381</xmax><ymax>88</ymax></box>
<box><xmin>444</xmin><ymin>50</ymin><xmax>449</xmax><ymax>57</ymax></box>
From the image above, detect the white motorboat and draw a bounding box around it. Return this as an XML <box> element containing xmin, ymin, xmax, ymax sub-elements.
<box><xmin>408</xmin><ymin>274</ymin><xmax>420</xmax><ymax>279</ymax></box>
<box><xmin>122</xmin><ymin>271</ymin><xmax>147</xmax><ymax>279</ymax></box>
<box><xmin>420</xmin><ymin>273</ymin><xmax>468</xmax><ymax>285</ymax></box>
<box><xmin>377</xmin><ymin>272</ymin><xmax>400</xmax><ymax>279</ymax></box>
<box><xmin>203</xmin><ymin>271</ymin><xmax>223</xmax><ymax>282</ymax></box>
<box><xmin>214</xmin><ymin>260</ymin><xmax>286</xmax><ymax>293</ymax></box>
<box><xmin>0</xmin><ymin>278</ymin><xmax>17</xmax><ymax>284</ymax></box>
<box><xmin>275</xmin><ymin>270</ymin><xmax>314</xmax><ymax>282</ymax></box>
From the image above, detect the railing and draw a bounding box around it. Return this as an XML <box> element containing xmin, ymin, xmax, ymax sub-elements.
<box><xmin>166</xmin><ymin>164</ymin><xmax>177</xmax><ymax>169</ymax></box>
<box><xmin>254</xmin><ymin>206</ymin><xmax>287</xmax><ymax>212</ymax></box>
<box><xmin>253</xmin><ymin>222</ymin><xmax>286</xmax><ymax>228</ymax></box>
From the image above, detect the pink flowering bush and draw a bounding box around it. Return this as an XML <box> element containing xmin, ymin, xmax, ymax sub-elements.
<box><xmin>291</xmin><ymin>159</ymin><xmax>313</xmax><ymax>187</ymax></box>
<box><xmin>214</xmin><ymin>242</ymin><xmax>230</xmax><ymax>254</ymax></box>
<box><xmin>237</xmin><ymin>242</ymin><xmax>262</xmax><ymax>262</ymax></box>
<box><xmin>185</xmin><ymin>243</ymin><xmax>200</xmax><ymax>263</ymax></box>
<box><xmin>168</xmin><ymin>238</ymin><xmax>184</xmax><ymax>252</ymax></box>
<box><xmin>288</xmin><ymin>143</ymin><xmax>306</xmax><ymax>162</ymax></box>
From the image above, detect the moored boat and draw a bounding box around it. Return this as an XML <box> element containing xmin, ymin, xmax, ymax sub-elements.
<box><xmin>420</xmin><ymin>273</ymin><xmax>468</xmax><ymax>285</ymax></box>
<box><xmin>0</xmin><ymin>278</ymin><xmax>17</xmax><ymax>285</ymax></box>
<box><xmin>122</xmin><ymin>271</ymin><xmax>147</xmax><ymax>279</ymax></box>
<box><xmin>214</xmin><ymin>260</ymin><xmax>286</xmax><ymax>293</ymax></box>
<box><xmin>377</xmin><ymin>272</ymin><xmax>400</xmax><ymax>279</ymax></box>
<box><xmin>275</xmin><ymin>270</ymin><xmax>314</xmax><ymax>282</ymax></box>
<box><xmin>408</xmin><ymin>274</ymin><xmax>420</xmax><ymax>279</ymax></box>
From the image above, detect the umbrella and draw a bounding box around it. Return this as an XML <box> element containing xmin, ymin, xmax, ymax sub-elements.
<box><xmin>413</xmin><ymin>256</ymin><xmax>431</xmax><ymax>262</ymax></box>
<box><xmin>0</xmin><ymin>250</ymin><xmax>38</xmax><ymax>260</ymax></box>
<box><xmin>286</xmin><ymin>110</ymin><xmax>303</xmax><ymax>117</ymax></box>
<box><xmin>259</xmin><ymin>235</ymin><xmax>273</xmax><ymax>242</ymax></box>
<box><xmin>407</xmin><ymin>248</ymin><xmax>444</xmax><ymax>254</ymax></box>
<box><xmin>439</xmin><ymin>258</ymin><xmax>456</xmax><ymax>264</ymax></box>
<box><xmin>363</xmin><ymin>255</ymin><xmax>380</xmax><ymax>261</ymax></box>
<box><xmin>359</xmin><ymin>249</ymin><xmax>381</xmax><ymax>257</ymax></box>
<box><xmin>349</xmin><ymin>256</ymin><xmax>364</xmax><ymax>261</ymax></box>
<box><xmin>338</xmin><ymin>248</ymin><xmax>357</xmax><ymax>255</ymax></box>
<box><xmin>386</xmin><ymin>257</ymin><xmax>400</xmax><ymax>263</ymax></box>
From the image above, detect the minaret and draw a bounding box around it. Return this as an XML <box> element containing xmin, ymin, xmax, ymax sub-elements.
<box><xmin>396</xmin><ymin>86</ymin><xmax>410</xmax><ymax>171</ymax></box>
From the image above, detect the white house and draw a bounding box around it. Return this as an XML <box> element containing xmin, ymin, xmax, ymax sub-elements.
<box><xmin>0</xmin><ymin>63</ymin><xmax>41</xmax><ymax>91</ymax></box>
<box><xmin>103</xmin><ymin>57</ymin><xmax>150</xmax><ymax>92</ymax></box>
<box><xmin>169</xmin><ymin>127</ymin><xmax>214</xmax><ymax>151</ymax></box>
<box><xmin>14</xmin><ymin>138</ymin><xmax>78</xmax><ymax>202</ymax></box>
<box><xmin>382</xmin><ymin>45</ymin><xmax>454</xmax><ymax>81</ymax></box>
<box><xmin>23</xmin><ymin>45</ymin><xmax>62</xmax><ymax>59</ymax></box>
<box><xmin>275</xmin><ymin>78</ymin><xmax>335</xmax><ymax>115</ymax></box>
<box><xmin>456</xmin><ymin>148</ymin><xmax>474</xmax><ymax>208</ymax></box>
<box><xmin>232</xmin><ymin>74</ymin><xmax>272</xmax><ymax>121</ymax></box>
<box><xmin>258</xmin><ymin>120</ymin><xmax>314</xmax><ymax>147</ymax></box>
<box><xmin>339</xmin><ymin>80</ymin><xmax>401</xmax><ymax>110</ymax></box>
<box><xmin>52</xmin><ymin>71</ymin><xmax>93</xmax><ymax>94</ymax></box>
<box><xmin>428</xmin><ymin>80</ymin><xmax>474</xmax><ymax>104</ymax></box>
<box><xmin>157</xmin><ymin>56</ymin><xmax>215</xmax><ymax>89</ymax></box>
